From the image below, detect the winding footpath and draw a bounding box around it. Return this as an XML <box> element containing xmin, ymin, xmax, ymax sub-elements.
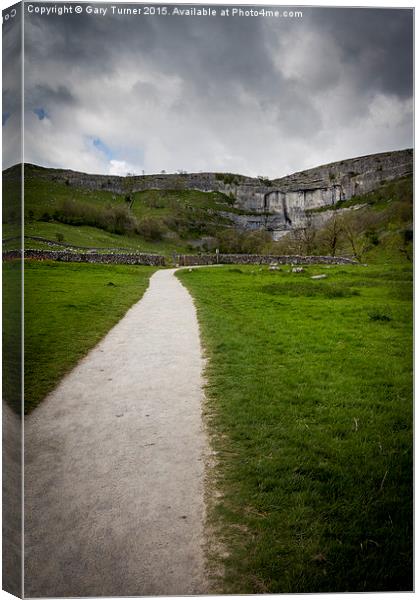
<box><xmin>24</xmin><ymin>269</ymin><xmax>209</xmax><ymax>597</ymax></box>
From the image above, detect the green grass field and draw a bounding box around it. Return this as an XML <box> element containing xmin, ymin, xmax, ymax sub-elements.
<box><xmin>177</xmin><ymin>261</ymin><xmax>412</xmax><ymax>593</ymax></box>
<box><xmin>22</xmin><ymin>261</ymin><xmax>156</xmax><ymax>412</ymax></box>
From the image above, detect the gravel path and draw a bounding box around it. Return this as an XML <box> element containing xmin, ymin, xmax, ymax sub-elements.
<box><xmin>24</xmin><ymin>268</ymin><xmax>209</xmax><ymax>597</ymax></box>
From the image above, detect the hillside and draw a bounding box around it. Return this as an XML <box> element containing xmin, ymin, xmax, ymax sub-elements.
<box><xmin>2</xmin><ymin>149</ymin><xmax>413</xmax><ymax>259</ymax></box>
<box><xmin>3</xmin><ymin>165</ymin><xmax>258</xmax><ymax>255</ymax></box>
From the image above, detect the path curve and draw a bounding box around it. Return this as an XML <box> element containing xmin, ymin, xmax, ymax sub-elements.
<box><xmin>25</xmin><ymin>268</ymin><xmax>209</xmax><ymax>597</ymax></box>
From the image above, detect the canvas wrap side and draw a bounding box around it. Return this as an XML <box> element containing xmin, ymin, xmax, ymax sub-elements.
<box><xmin>2</xmin><ymin>2</ymin><xmax>23</xmax><ymax>597</ymax></box>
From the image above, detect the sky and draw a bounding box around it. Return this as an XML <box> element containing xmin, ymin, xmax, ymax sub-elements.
<box><xmin>2</xmin><ymin>3</ymin><xmax>414</xmax><ymax>177</ymax></box>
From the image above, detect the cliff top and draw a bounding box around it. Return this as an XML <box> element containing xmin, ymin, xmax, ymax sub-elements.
<box><xmin>4</xmin><ymin>148</ymin><xmax>413</xmax><ymax>188</ymax></box>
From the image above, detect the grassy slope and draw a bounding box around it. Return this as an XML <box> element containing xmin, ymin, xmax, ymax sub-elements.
<box><xmin>3</xmin><ymin>170</ymin><xmax>246</xmax><ymax>254</ymax></box>
<box><xmin>4</xmin><ymin>221</ymin><xmax>182</xmax><ymax>254</ymax></box>
<box><xmin>177</xmin><ymin>260</ymin><xmax>412</xmax><ymax>593</ymax></box>
<box><xmin>23</xmin><ymin>261</ymin><xmax>157</xmax><ymax>412</ymax></box>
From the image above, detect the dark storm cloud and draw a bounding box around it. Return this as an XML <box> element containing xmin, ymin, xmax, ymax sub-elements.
<box><xmin>308</xmin><ymin>8</ymin><xmax>413</xmax><ymax>98</ymax></box>
<box><xmin>27</xmin><ymin>84</ymin><xmax>77</xmax><ymax>109</ymax></box>
<box><xmin>10</xmin><ymin>3</ymin><xmax>413</xmax><ymax>176</ymax></box>
<box><xmin>25</xmin><ymin>8</ymin><xmax>278</xmax><ymax>90</ymax></box>
<box><xmin>24</xmin><ymin>6</ymin><xmax>412</xmax><ymax>98</ymax></box>
<box><xmin>25</xmin><ymin>9</ymin><xmax>160</xmax><ymax>72</ymax></box>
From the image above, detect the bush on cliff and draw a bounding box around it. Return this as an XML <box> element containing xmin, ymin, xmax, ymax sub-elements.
<box><xmin>136</xmin><ymin>216</ymin><xmax>166</xmax><ymax>241</ymax></box>
<box><xmin>216</xmin><ymin>229</ymin><xmax>273</xmax><ymax>254</ymax></box>
<box><xmin>52</xmin><ymin>198</ymin><xmax>138</xmax><ymax>236</ymax></box>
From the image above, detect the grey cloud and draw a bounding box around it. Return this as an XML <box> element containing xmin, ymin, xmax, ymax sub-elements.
<box><xmin>308</xmin><ymin>8</ymin><xmax>413</xmax><ymax>98</ymax></box>
<box><xmin>131</xmin><ymin>82</ymin><xmax>160</xmax><ymax>106</ymax></box>
<box><xmin>13</xmin><ymin>4</ymin><xmax>414</xmax><ymax>176</ymax></box>
<box><xmin>24</xmin><ymin>7</ymin><xmax>413</xmax><ymax>102</ymax></box>
<box><xmin>27</xmin><ymin>84</ymin><xmax>77</xmax><ymax>109</ymax></box>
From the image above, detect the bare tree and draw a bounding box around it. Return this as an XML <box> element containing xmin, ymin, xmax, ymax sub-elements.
<box><xmin>320</xmin><ymin>214</ymin><xmax>344</xmax><ymax>256</ymax></box>
<box><xmin>292</xmin><ymin>223</ymin><xmax>317</xmax><ymax>255</ymax></box>
<box><xmin>339</xmin><ymin>210</ymin><xmax>383</xmax><ymax>261</ymax></box>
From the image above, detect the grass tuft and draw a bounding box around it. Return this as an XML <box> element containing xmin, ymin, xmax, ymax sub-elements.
<box><xmin>368</xmin><ymin>309</ymin><xmax>392</xmax><ymax>322</ymax></box>
<box><xmin>262</xmin><ymin>281</ymin><xmax>360</xmax><ymax>299</ymax></box>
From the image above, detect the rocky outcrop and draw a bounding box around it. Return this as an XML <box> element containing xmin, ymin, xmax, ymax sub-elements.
<box><xmin>265</xmin><ymin>149</ymin><xmax>413</xmax><ymax>238</ymax></box>
<box><xmin>14</xmin><ymin>148</ymin><xmax>413</xmax><ymax>239</ymax></box>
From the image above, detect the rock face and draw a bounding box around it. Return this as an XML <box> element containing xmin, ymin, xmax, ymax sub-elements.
<box><xmin>266</xmin><ymin>148</ymin><xmax>413</xmax><ymax>238</ymax></box>
<box><xmin>20</xmin><ymin>148</ymin><xmax>413</xmax><ymax>238</ymax></box>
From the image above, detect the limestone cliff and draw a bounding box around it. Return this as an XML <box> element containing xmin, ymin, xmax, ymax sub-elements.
<box><xmin>20</xmin><ymin>148</ymin><xmax>413</xmax><ymax>239</ymax></box>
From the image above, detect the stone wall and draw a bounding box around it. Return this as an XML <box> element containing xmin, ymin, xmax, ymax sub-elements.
<box><xmin>176</xmin><ymin>254</ymin><xmax>358</xmax><ymax>266</ymax></box>
<box><xmin>3</xmin><ymin>249</ymin><xmax>358</xmax><ymax>267</ymax></box>
<box><xmin>3</xmin><ymin>250</ymin><xmax>166</xmax><ymax>266</ymax></box>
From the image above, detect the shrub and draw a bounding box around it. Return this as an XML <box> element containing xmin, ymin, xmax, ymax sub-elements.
<box><xmin>228</xmin><ymin>192</ymin><xmax>236</xmax><ymax>205</ymax></box>
<box><xmin>215</xmin><ymin>229</ymin><xmax>272</xmax><ymax>254</ymax></box>
<box><xmin>215</xmin><ymin>173</ymin><xmax>240</xmax><ymax>186</ymax></box>
<box><xmin>368</xmin><ymin>309</ymin><xmax>392</xmax><ymax>322</ymax></box>
<box><xmin>258</xmin><ymin>176</ymin><xmax>272</xmax><ymax>186</ymax></box>
<box><xmin>240</xmin><ymin>230</ymin><xmax>272</xmax><ymax>254</ymax></box>
<box><xmin>40</xmin><ymin>212</ymin><xmax>52</xmax><ymax>222</ymax></box>
<box><xmin>136</xmin><ymin>216</ymin><xmax>166</xmax><ymax>241</ymax></box>
<box><xmin>54</xmin><ymin>198</ymin><xmax>137</xmax><ymax>236</ymax></box>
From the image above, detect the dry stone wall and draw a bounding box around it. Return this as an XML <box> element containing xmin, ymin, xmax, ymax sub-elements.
<box><xmin>3</xmin><ymin>250</ymin><xmax>165</xmax><ymax>266</ymax></box>
<box><xmin>4</xmin><ymin>249</ymin><xmax>357</xmax><ymax>267</ymax></box>
<box><xmin>176</xmin><ymin>254</ymin><xmax>358</xmax><ymax>266</ymax></box>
